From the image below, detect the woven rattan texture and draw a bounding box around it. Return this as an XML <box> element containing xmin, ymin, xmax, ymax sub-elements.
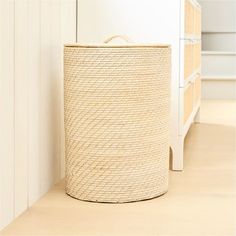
<box><xmin>64</xmin><ymin>46</ymin><xmax>170</xmax><ymax>203</ymax></box>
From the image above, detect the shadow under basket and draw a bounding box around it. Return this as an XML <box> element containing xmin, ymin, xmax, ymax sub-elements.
<box><xmin>64</xmin><ymin>36</ymin><xmax>171</xmax><ymax>203</ymax></box>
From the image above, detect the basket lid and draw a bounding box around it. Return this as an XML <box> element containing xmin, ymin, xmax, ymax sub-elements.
<box><xmin>64</xmin><ymin>43</ymin><xmax>170</xmax><ymax>49</ymax></box>
<box><xmin>65</xmin><ymin>35</ymin><xmax>170</xmax><ymax>49</ymax></box>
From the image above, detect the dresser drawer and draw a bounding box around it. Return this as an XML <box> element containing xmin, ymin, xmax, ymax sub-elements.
<box><xmin>182</xmin><ymin>40</ymin><xmax>201</xmax><ymax>86</ymax></box>
<box><xmin>184</xmin><ymin>0</ymin><xmax>201</xmax><ymax>38</ymax></box>
<box><xmin>184</xmin><ymin>83</ymin><xmax>194</xmax><ymax>124</ymax></box>
<box><xmin>194</xmin><ymin>74</ymin><xmax>201</xmax><ymax>105</ymax></box>
<box><xmin>184</xmin><ymin>42</ymin><xmax>194</xmax><ymax>80</ymax></box>
<box><xmin>185</xmin><ymin>0</ymin><xmax>194</xmax><ymax>36</ymax></box>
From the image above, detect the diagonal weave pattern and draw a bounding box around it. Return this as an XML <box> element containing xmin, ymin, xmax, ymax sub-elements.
<box><xmin>64</xmin><ymin>45</ymin><xmax>171</xmax><ymax>203</ymax></box>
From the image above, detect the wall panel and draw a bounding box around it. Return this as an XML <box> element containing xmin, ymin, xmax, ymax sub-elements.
<box><xmin>14</xmin><ymin>0</ymin><xmax>29</xmax><ymax>218</ymax></box>
<box><xmin>28</xmin><ymin>0</ymin><xmax>41</xmax><ymax>206</ymax></box>
<box><xmin>0</xmin><ymin>0</ymin><xmax>15</xmax><ymax>229</ymax></box>
<box><xmin>0</xmin><ymin>0</ymin><xmax>76</xmax><ymax>230</ymax></box>
<box><xmin>39</xmin><ymin>0</ymin><xmax>57</xmax><ymax>197</ymax></box>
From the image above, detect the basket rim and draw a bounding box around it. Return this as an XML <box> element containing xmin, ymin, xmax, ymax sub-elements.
<box><xmin>64</xmin><ymin>43</ymin><xmax>170</xmax><ymax>48</ymax></box>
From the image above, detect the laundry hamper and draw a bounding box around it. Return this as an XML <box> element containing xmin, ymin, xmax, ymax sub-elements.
<box><xmin>64</xmin><ymin>35</ymin><xmax>171</xmax><ymax>203</ymax></box>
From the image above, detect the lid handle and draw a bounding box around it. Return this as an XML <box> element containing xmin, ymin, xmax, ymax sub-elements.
<box><xmin>104</xmin><ymin>35</ymin><xmax>133</xmax><ymax>44</ymax></box>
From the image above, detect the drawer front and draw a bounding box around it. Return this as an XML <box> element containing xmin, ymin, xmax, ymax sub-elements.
<box><xmin>185</xmin><ymin>0</ymin><xmax>194</xmax><ymax>36</ymax></box>
<box><xmin>194</xmin><ymin>75</ymin><xmax>201</xmax><ymax>105</ymax></box>
<box><xmin>184</xmin><ymin>83</ymin><xmax>194</xmax><ymax>124</ymax></box>
<box><xmin>184</xmin><ymin>42</ymin><xmax>194</xmax><ymax>80</ymax></box>
<box><xmin>194</xmin><ymin>42</ymin><xmax>201</xmax><ymax>70</ymax></box>
<box><xmin>184</xmin><ymin>0</ymin><xmax>201</xmax><ymax>38</ymax></box>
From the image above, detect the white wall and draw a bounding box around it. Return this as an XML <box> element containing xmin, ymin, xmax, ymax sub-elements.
<box><xmin>200</xmin><ymin>0</ymin><xmax>236</xmax><ymax>51</ymax></box>
<box><xmin>200</xmin><ymin>0</ymin><xmax>236</xmax><ymax>33</ymax></box>
<box><xmin>0</xmin><ymin>0</ymin><xmax>76</xmax><ymax>230</ymax></box>
<box><xmin>78</xmin><ymin>0</ymin><xmax>180</xmax><ymax>44</ymax></box>
<box><xmin>199</xmin><ymin>0</ymin><xmax>236</xmax><ymax>99</ymax></box>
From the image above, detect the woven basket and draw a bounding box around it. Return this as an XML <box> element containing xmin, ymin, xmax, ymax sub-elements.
<box><xmin>64</xmin><ymin>35</ymin><xmax>171</xmax><ymax>203</ymax></box>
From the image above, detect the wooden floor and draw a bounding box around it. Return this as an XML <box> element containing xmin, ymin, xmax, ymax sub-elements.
<box><xmin>1</xmin><ymin>100</ymin><xmax>236</xmax><ymax>236</ymax></box>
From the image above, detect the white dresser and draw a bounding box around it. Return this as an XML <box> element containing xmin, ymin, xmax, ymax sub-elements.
<box><xmin>77</xmin><ymin>0</ymin><xmax>201</xmax><ymax>170</ymax></box>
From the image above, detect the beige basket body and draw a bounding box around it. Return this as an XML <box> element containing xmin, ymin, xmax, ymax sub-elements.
<box><xmin>64</xmin><ymin>43</ymin><xmax>171</xmax><ymax>203</ymax></box>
